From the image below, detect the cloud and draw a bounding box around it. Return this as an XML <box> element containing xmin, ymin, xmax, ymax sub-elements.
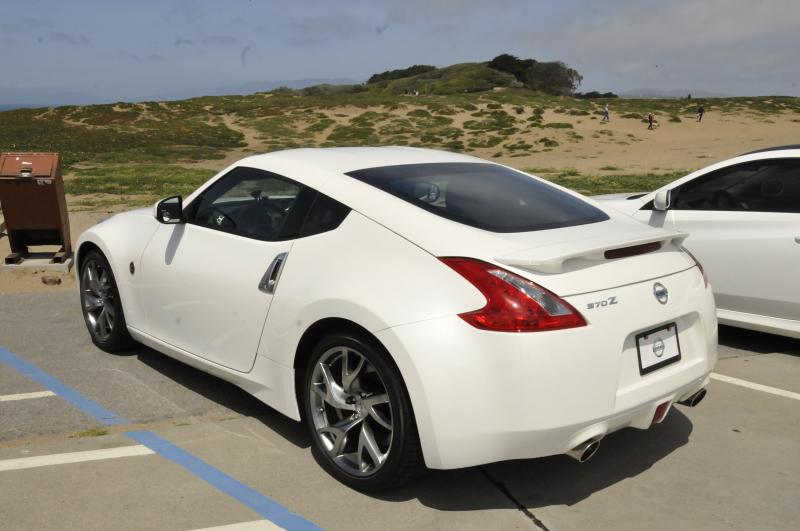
<box><xmin>548</xmin><ymin>0</ymin><xmax>799</xmax><ymax>61</ymax></box>
<box><xmin>507</xmin><ymin>0</ymin><xmax>800</xmax><ymax>94</ymax></box>
<box><xmin>0</xmin><ymin>17</ymin><xmax>54</xmax><ymax>32</ymax></box>
<box><xmin>175</xmin><ymin>0</ymin><xmax>203</xmax><ymax>22</ymax></box>
<box><xmin>175</xmin><ymin>37</ymin><xmax>195</xmax><ymax>47</ymax></box>
<box><xmin>288</xmin><ymin>12</ymin><xmax>373</xmax><ymax>46</ymax></box>
<box><xmin>116</xmin><ymin>50</ymin><xmax>142</xmax><ymax>62</ymax></box>
<box><xmin>46</xmin><ymin>32</ymin><xmax>89</xmax><ymax>45</ymax></box>
<box><xmin>240</xmin><ymin>45</ymin><xmax>252</xmax><ymax>66</ymax></box>
<box><xmin>146</xmin><ymin>53</ymin><xmax>166</xmax><ymax>63</ymax></box>
<box><xmin>201</xmin><ymin>35</ymin><xmax>237</xmax><ymax>46</ymax></box>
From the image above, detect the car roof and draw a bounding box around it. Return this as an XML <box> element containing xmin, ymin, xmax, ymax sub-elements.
<box><xmin>741</xmin><ymin>144</ymin><xmax>800</xmax><ymax>155</ymax></box>
<box><xmin>239</xmin><ymin>146</ymin><xmax>480</xmax><ymax>175</ymax></box>
<box><xmin>198</xmin><ymin>146</ymin><xmax>637</xmax><ymax>260</ymax></box>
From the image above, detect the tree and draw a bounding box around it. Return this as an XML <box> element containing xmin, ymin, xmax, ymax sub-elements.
<box><xmin>488</xmin><ymin>54</ymin><xmax>536</xmax><ymax>83</ymax></box>
<box><xmin>367</xmin><ymin>65</ymin><xmax>437</xmax><ymax>84</ymax></box>
<box><xmin>488</xmin><ymin>54</ymin><xmax>583</xmax><ymax>95</ymax></box>
<box><xmin>524</xmin><ymin>61</ymin><xmax>583</xmax><ymax>95</ymax></box>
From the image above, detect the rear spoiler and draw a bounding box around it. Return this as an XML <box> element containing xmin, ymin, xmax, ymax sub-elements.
<box><xmin>497</xmin><ymin>229</ymin><xmax>689</xmax><ymax>274</ymax></box>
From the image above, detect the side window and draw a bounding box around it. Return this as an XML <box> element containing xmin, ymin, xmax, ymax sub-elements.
<box><xmin>187</xmin><ymin>167</ymin><xmax>306</xmax><ymax>241</ymax></box>
<box><xmin>671</xmin><ymin>159</ymin><xmax>800</xmax><ymax>213</ymax></box>
<box><xmin>299</xmin><ymin>193</ymin><xmax>351</xmax><ymax>237</ymax></box>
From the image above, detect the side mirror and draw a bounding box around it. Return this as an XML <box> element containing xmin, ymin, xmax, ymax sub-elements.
<box><xmin>653</xmin><ymin>189</ymin><xmax>672</xmax><ymax>211</ymax></box>
<box><xmin>155</xmin><ymin>195</ymin><xmax>184</xmax><ymax>224</ymax></box>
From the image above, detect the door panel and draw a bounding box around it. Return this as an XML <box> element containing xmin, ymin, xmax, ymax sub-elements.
<box><xmin>139</xmin><ymin>222</ymin><xmax>292</xmax><ymax>372</ymax></box>
<box><xmin>635</xmin><ymin>209</ymin><xmax>800</xmax><ymax>321</ymax></box>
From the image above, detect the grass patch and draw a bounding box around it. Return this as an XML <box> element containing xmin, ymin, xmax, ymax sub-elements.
<box><xmin>70</xmin><ymin>427</ymin><xmax>108</xmax><ymax>438</ymax></box>
<box><xmin>66</xmin><ymin>164</ymin><xmax>215</xmax><ymax>202</ymax></box>
<box><xmin>533</xmin><ymin>171</ymin><xmax>685</xmax><ymax>195</ymax></box>
<box><xmin>537</xmin><ymin>137</ymin><xmax>559</xmax><ymax>148</ymax></box>
<box><xmin>537</xmin><ymin>122</ymin><xmax>573</xmax><ymax>129</ymax></box>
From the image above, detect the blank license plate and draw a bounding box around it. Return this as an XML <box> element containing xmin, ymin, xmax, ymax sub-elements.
<box><xmin>636</xmin><ymin>322</ymin><xmax>681</xmax><ymax>375</ymax></box>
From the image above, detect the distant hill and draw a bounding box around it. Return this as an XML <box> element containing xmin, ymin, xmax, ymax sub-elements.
<box><xmin>363</xmin><ymin>55</ymin><xmax>581</xmax><ymax>96</ymax></box>
<box><xmin>147</xmin><ymin>78</ymin><xmax>362</xmax><ymax>102</ymax></box>
<box><xmin>619</xmin><ymin>88</ymin><xmax>728</xmax><ymax>99</ymax></box>
<box><xmin>0</xmin><ymin>78</ymin><xmax>362</xmax><ymax>109</ymax></box>
<box><xmin>371</xmin><ymin>62</ymin><xmax>520</xmax><ymax>95</ymax></box>
<box><xmin>1</xmin><ymin>78</ymin><xmax>797</xmax><ymax>212</ymax></box>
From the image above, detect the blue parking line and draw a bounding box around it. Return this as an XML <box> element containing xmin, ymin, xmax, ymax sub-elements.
<box><xmin>127</xmin><ymin>430</ymin><xmax>321</xmax><ymax>531</ymax></box>
<box><xmin>0</xmin><ymin>346</ymin><xmax>323</xmax><ymax>531</ymax></box>
<box><xmin>0</xmin><ymin>346</ymin><xmax>129</xmax><ymax>425</ymax></box>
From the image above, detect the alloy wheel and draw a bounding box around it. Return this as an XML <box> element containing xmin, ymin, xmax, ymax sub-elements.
<box><xmin>309</xmin><ymin>346</ymin><xmax>394</xmax><ymax>476</ymax></box>
<box><xmin>81</xmin><ymin>259</ymin><xmax>116</xmax><ymax>342</ymax></box>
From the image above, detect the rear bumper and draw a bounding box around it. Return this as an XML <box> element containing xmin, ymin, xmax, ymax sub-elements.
<box><xmin>376</xmin><ymin>266</ymin><xmax>717</xmax><ymax>470</ymax></box>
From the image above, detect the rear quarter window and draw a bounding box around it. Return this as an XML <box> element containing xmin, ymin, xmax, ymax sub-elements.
<box><xmin>346</xmin><ymin>162</ymin><xmax>608</xmax><ymax>233</ymax></box>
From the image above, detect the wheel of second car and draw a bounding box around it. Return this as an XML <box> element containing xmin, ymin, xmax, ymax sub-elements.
<box><xmin>79</xmin><ymin>249</ymin><xmax>133</xmax><ymax>352</ymax></box>
<box><xmin>303</xmin><ymin>332</ymin><xmax>424</xmax><ymax>491</ymax></box>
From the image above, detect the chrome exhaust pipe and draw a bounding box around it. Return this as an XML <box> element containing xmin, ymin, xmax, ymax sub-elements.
<box><xmin>678</xmin><ymin>388</ymin><xmax>707</xmax><ymax>407</ymax></box>
<box><xmin>566</xmin><ymin>438</ymin><xmax>601</xmax><ymax>463</ymax></box>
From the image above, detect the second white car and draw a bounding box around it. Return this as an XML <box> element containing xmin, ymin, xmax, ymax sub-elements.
<box><xmin>595</xmin><ymin>145</ymin><xmax>800</xmax><ymax>339</ymax></box>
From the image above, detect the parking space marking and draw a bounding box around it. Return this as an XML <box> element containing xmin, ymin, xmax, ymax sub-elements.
<box><xmin>0</xmin><ymin>445</ymin><xmax>154</xmax><ymax>472</ymax></box>
<box><xmin>711</xmin><ymin>372</ymin><xmax>800</xmax><ymax>401</ymax></box>
<box><xmin>190</xmin><ymin>519</ymin><xmax>283</xmax><ymax>530</ymax></box>
<box><xmin>0</xmin><ymin>390</ymin><xmax>56</xmax><ymax>402</ymax></box>
<box><xmin>126</xmin><ymin>431</ymin><xmax>319</xmax><ymax>531</ymax></box>
<box><xmin>0</xmin><ymin>347</ymin><xmax>129</xmax><ymax>425</ymax></box>
<box><xmin>0</xmin><ymin>345</ymin><xmax>322</xmax><ymax>531</ymax></box>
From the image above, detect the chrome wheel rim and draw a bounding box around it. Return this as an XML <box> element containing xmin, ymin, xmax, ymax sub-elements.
<box><xmin>310</xmin><ymin>346</ymin><xmax>393</xmax><ymax>477</ymax></box>
<box><xmin>80</xmin><ymin>259</ymin><xmax>116</xmax><ymax>342</ymax></box>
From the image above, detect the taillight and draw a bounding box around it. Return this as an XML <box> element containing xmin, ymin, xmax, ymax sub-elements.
<box><xmin>681</xmin><ymin>247</ymin><xmax>709</xmax><ymax>288</ymax></box>
<box><xmin>439</xmin><ymin>257</ymin><xmax>587</xmax><ymax>332</ymax></box>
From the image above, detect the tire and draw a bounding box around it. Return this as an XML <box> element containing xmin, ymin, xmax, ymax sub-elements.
<box><xmin>79</xmin><ymin>249</ymin><xmax>133</xmax><ymax>352</ymax></box>
<box><xmin>302</xmin><ymin>332</ymin><xmax>424</xmax><ymax>491</ymax></box>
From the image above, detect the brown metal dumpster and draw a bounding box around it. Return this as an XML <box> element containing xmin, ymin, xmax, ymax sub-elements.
<box><xmin>0</xmin><ymin>152</ymin><xmax>71</xmax><ymax>264</ymax></box>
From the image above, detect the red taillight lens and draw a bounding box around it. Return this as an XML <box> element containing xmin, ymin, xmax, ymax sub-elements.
<box><xmin>681</xmin><ymin>247</ymin><xmax>709</xmax><ymax>288</ymax></box>
<box><xmin>439</xmin><ymin>257</ymin><xmax>587</xmax><ymax>332</ymax></box>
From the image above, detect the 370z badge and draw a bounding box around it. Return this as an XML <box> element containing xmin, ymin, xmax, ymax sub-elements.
<box><xmin>586</xmin><ymin>296</ymin><xmax>618</xmax><ymax>310</ymax></box>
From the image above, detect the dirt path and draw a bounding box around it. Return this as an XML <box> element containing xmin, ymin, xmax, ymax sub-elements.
<box><xmin>188</xmin><ymin>114</ymin><xmax>268</xmax><ymax>170</ymax></box>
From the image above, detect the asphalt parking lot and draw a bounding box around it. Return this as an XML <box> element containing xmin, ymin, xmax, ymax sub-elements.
<box><xmin>1</xmin><ymin>291</ymin><xmax>798</xmax><ymax>531</ymax></box>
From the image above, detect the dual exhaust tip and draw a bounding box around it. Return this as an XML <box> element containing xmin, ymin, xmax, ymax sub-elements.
<box><xmin>566</xmin><ymin>438</ymin><xmax>601</xmax><ymax>463</ymax></box>
<box><xmin>566</xmin><ymin>387</ymin><xmax>708</xmax><ymax>464</ymax></box>
<box><xmin>678</xmin><ymin>388</ymin><xmax>707</xmax><ymax>408</ymax></box>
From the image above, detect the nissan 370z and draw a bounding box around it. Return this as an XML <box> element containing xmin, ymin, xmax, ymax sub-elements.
<box><xmin>76</xmin><ymin>147</ymin><xmax>717</xmax><ymax>491</ymax></box>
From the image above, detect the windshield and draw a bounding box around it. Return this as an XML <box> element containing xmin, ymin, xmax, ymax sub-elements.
<box><xmin>346</xmin><ymin>162</ymin><xmax>608</xmax><ymax>233</ymax></box>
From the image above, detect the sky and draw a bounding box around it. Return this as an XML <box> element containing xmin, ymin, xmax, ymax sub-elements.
<box><xmin>0</xmin><ymin>0</ymin><xmax>798</xmax><ymax>105</ymax></box>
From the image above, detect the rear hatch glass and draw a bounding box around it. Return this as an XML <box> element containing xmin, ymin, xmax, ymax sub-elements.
<box><xmin>346</xmin><ymin>162</ymin><xmax>608</xmax><ymax>233</ymax></box>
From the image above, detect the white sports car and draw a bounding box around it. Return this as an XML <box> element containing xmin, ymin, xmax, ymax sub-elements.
<box><xmin>595</xmin><ymin>145</ymin><xmax>800</xmax><ymax>339</ymax></box>
<box><xmin>77</xmin><ymin>147</ymin><xmax>716</xmax><ymax>490</ymax></box>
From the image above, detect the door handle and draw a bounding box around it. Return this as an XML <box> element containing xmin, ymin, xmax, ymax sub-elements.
<box><xmin>258</xmin><ymin>252</ymin><xmax>287</xmax><ymax>293</ymax></box>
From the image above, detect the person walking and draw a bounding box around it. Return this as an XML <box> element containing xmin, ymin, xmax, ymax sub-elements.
<box><xmin>601</xmin><ymin>104</ymin><xmax>610</xmax><ymax>123</ymax></box>
<box><xmin>696</xmin><ymin>104</ymin><xmax>705</xmax><ymax>122</ymax></box>
<box><xmin>647</xmin><ymin>112</ymin><xmax>656</xmax><ymax>130</ymax></box>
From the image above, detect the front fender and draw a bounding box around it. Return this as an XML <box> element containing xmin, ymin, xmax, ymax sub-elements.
<box><xmin>75</xmin><ymin>209</ymin><xmax>160</xmax><ymax>330</ymax></box>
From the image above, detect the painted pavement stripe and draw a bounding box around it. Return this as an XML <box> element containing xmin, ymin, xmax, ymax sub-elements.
<box><xmin>0</xmin><ymin>390</ymin><xmax>56</xmax><ymax>402</ymax></box>
<box><xmin>126</xmin><ymin>431</ymin><xmax>320</xmax><ymax>531</ymax></box>
<box><xmin>0</xmin><ymin>445</ymin><xmax>154</xmax><ymax>472</ymax></box>
<box><xmin>711</xmin><ymin>372</ymin><xmax>800</xmax><ymax>401</ymax></box>
<box><xmin>0</xmin><ymin>346</ymin><xmax>322</xmax><ymax>530</ymax></box>
<box><xmin>189</xmin><ymin>519</ymin><xmax>283</xmax><ymax>530</ymax></box>
<box><xmin>0</xmin><ymin>347</ymin><xmax>129</xmax><ymax>425</ymax></box>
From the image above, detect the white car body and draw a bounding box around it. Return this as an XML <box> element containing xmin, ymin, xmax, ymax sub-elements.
<box><xmin>595</xmin><ymin>147</ymin><xmax>800</xmax><ymax>339</ymax></box>
<box><xmin>77</xmin><ymin>147</ymin><xmax>716</xmax><ymax>472</ymax></box>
